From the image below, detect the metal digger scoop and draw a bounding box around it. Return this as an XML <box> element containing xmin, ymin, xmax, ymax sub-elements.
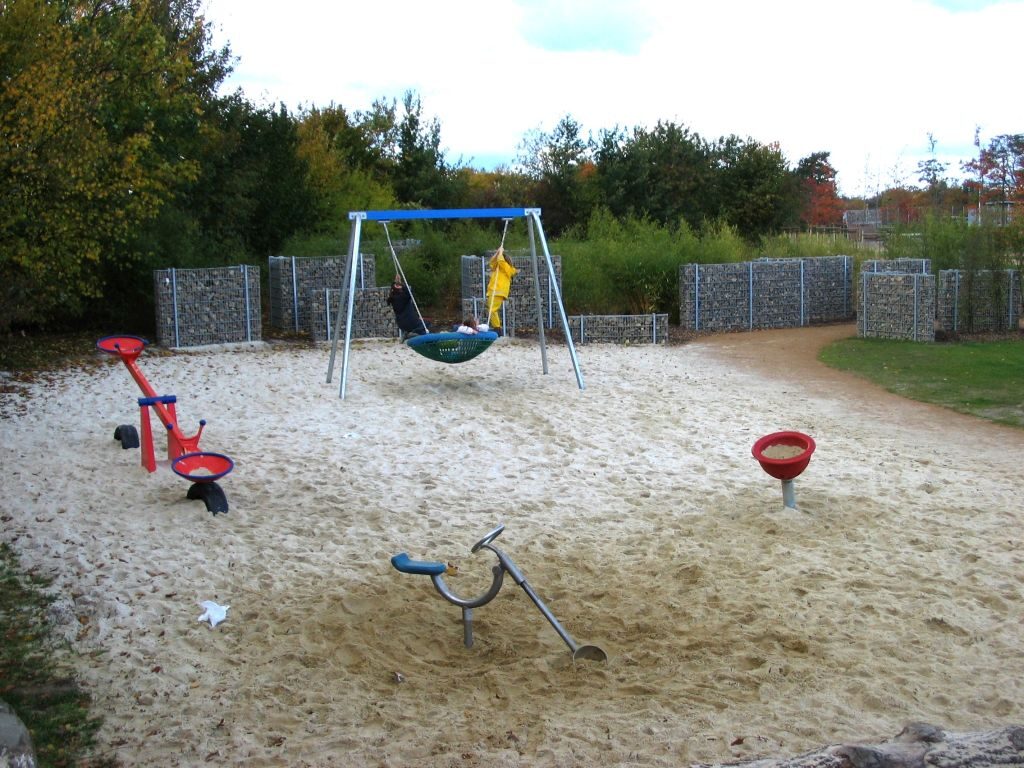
<box><xmin>391</xmin><ymin>524</ymin><xmax>608</xmax><ymax>662</ymax></box>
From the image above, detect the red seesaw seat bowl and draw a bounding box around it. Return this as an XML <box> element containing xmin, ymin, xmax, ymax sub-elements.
<box><xmin>96</xmin><ymin>335</ymin><xmax>148</xmax><ymax>356</ymax></box>
<box><xmin>172</xmin><ymin>452</ymin><xmax>234</xmax><ymax>483</ymax></box>
<box><xmin>752</xmin><ymin>431</ymin><xmax>816</xmax><ymax>481</ymax></box>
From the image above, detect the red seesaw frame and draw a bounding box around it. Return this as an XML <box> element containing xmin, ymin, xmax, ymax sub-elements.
<box><xmin>97</xmin><ymin>335</ymin><xmax>233</xmax><ymax>512</ymax></box>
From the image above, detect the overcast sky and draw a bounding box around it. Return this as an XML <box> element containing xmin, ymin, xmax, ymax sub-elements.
<box><xmin>204</xmin><ymin>0</ymin><xmax>1021</xmax><ymax>198</ymax></box>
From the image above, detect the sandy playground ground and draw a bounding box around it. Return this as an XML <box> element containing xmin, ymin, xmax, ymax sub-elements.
<box><xmin>1</xmin><ymin>323</ymin><xmax>1022</xmax><ymax>767</ymax></box>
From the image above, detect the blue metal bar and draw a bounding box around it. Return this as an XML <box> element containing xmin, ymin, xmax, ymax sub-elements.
<box><xmin>913</xmin><ymin>274</ymin><xmax>920</xmax><ymax>341</ymax></box>
<box><xmin>748</xmin><ymin>262</ymin><xmax>754</xmax><ymax>330</ymax></box>
<box><xmin>353</xmin><ymin>208</ymin><xmax>532</xmax><ymax>222</ymax></box>
<box><xmin>862</xmin><ymin>272</ymin><xmax>868</xmax><ymax>335</ymax></box>
<box><xmin>291</xmin><ymin>256</ymin><xmax>299</xmax><ymax>332</ymax></box>
<box><xmin>171</xmin><ymin>268</ymin><xmax>180</xmax><ymax>348</ymax></box>
<box><xmin>954</xmin><ymin>270</ymin><xmax>960</xmax><ymax>333</ymax></box>
<box><xmin>694</xmin><ymin>264</ymin><xmax>700</xmax><ymax>331</ymax></box>
<box><xmin>1009</xmin><ymin>269</ymin><xmax>1015</xmax><ymax>329</ymax></box>
<box><xmin>844</xmin><ymin>256</ymin><xmax>850</xmax><ymax>317</ymax></box>
<box><xmin>799</xmin><ymin>260</ymin><xmax>805</xmax><ymax>326</ymax></box>
<box><xmin>242</xmin><ymin>265</ymin><xmax>252</xmax><ymax>342</ymax></box>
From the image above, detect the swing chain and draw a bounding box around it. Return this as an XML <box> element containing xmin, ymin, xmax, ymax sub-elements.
<box><xmin>486</xmin><ymin>218</ymin><xmax>514</xmax><ymax>329</ymax></box>
<box><xmin>382</xmin><ymin>221</ymin><xmax>428</xmax><ymax>335</ymax></box>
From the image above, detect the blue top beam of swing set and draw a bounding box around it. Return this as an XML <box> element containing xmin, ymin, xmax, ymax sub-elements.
<box><xmin>350</xmin><ymin>208</ymin><xmax>539</xmax><ymax>222</ymax></box>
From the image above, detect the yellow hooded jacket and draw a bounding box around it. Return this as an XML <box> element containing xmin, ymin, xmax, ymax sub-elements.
<box><xmin>485</xmin><ymin>249</ymin><xmax>517</xmax><ymax>327</ymax></box>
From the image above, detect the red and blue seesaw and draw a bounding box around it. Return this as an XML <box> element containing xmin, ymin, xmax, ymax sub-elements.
<box><xmin>97</xmin><ymin>335</ymin><xmax>233</xmax><ymax>515</ymax></box>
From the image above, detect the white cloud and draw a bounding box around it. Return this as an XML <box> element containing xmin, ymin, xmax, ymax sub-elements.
<box><xmin>205</xmin><ymin>0</ymin><xmax>1023</xmax><ymax>197</ymax></box>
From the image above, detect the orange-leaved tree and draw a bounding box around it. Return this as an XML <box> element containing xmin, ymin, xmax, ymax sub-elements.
<box><xmin>795</xmin><ymin>152</ymin><xmax>843</xmax><ymax>228</ymax></box>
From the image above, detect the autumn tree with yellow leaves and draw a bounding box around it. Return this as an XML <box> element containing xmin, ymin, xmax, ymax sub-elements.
<box><xmin>0</xmin><ymin>0</ymin><xmax>230</xmax><ymax>331</ymax></box>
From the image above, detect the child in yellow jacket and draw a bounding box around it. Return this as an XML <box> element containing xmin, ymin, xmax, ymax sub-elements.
<box><xmin>485</xmin><ymin>247</ymin><xmax>517</xmax><ymax>329</ymax></box>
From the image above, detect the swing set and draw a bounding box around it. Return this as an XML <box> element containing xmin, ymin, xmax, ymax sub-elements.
<box><xmin>325</xmin><ymin>208</ymin><xmax>585</xmax><ymax>399</ymax></box>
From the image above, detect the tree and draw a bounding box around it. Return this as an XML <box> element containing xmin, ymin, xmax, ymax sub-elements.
<box><xmin>518</xmin><ymin>115</ymin><xmax>595</xmax><ymax>235</ymax></box>
<box><xmin>917</xmin><ymin>133</ymin><xmax>948</xmax><ymax>193</ymax></box>
<box><xmin>303</xmin><ymin>99</ymin><xmax>399</xmax><ymax>183</ymax></box>
<box><xmin>711</xmin><ymin>137</ymin><xmax>799</xmax><ymax>239</ymax></box>
<box><xmin>593</xmin><ymin>121</ymin><xmax>713</xmax><ymax>229</ymax></box>
<box><xmin>189</xmin><ymin>100</ymin><xmax>315</xmax><ymax>257</ymax></box>
<box><xmin>0</xmin><ymin>0</ymin><xmax>231</xmax><ymax>331</ymax></box>
<box><xmin>962</xmin><ymin>133</ymin><xmax>1024</xmax><ymax>225</ymax></box>
<box><xmin>795</xmin><ymin>152</ymin><xmax>843</xmax><ymax>228</ymax></box>
<box><xmin>392</xmin><ymin>91</ymin><xmax>462</xmax><ymax>208</ymax></box>
<box><xmin>457</xmin><ymin>166</ymin><xmax>533</xmax><ymax>211</ymax></box>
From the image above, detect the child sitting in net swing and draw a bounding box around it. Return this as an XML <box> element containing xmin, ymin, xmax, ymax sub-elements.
<box><xmin>455</xmin><ymin>316</ymin><xmax>489</xmax><ymax>335</ymax></box>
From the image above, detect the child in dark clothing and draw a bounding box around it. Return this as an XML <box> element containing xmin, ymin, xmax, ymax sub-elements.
<box><xmin>387</xmin><ymin>276</ymin><xmax>428</xmax><ymax>337</ymax></box>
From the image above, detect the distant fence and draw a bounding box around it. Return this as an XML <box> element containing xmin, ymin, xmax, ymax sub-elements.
<box><xmin>937</xmin><ymin>269</ymin><xmax>1021</xmax><ymax>334</ymax></box>
<box><xmin>858</xmin><ymin>272</ymin><xmax>935</xmax><ymax>341</ymax></box>
<box><xmin>153</xmin><ymin>266</ymin><xmax>261</xmax><ymax>348</ymax></box>
<box><xmin>679</xmin><ymin>255</ymin><xmax>854</xmax><ymax>332</ymax></box>
<box><xmin>267</xmin><ymin>254</ymin><xmax>377</xmax><ymax>333</ymax></box>
<box><xmin>567</xmin><ymin>314</ymin><xmax>669</xmax><ymax>344</ymax></box>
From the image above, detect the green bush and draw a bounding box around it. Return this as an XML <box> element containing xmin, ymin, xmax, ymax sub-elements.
<box><xmin>694</xmin><ymin>220</ymin><xmax>749</xmax><ymax>264</ymax></box>
<box><xmin>279</xmin><ymin>233</ymin><xmax>348</xmax><ymax>257</ymax></box>
<box><xmin>279</xmin><ymin>212</ymin><xmax>892</xmax><ymax>322</ymax></box>
<box><xmin>558</xmin><ymin>211</ymin><xmax>751</xmax><ymax>318</ymax></box>
<box><xmin>759</xmin><ymin>232</ymin><xmax>876</xmax><ymax>260</ymax></box>
<box><xmin>882</xmin><ymin>215</ymin><xmax>1011</xmax><ymax>273</ymax></box>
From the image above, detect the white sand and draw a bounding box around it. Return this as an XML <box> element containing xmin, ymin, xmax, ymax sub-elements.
<box><xmin>1</xmin><ymin>328</ymin><xmax>1022</xmax><ymax>767</ymax></box>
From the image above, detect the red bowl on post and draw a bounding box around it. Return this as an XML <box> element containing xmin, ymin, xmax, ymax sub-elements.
<box><xmin>752</xmin><ymin>431</ymin><xmax>816</xmax><ymax>481</ymax></box>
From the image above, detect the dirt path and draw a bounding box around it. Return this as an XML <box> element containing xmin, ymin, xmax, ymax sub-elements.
<box><xmin>691</xmin><ymin>322</ymin><xmax>1022</xmax><ymax>440</ymax></box>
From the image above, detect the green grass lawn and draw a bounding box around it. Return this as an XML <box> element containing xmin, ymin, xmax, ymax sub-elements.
<box><xmin>818</xmin><ymin>336</ymin><xmax>1024</xmax><ymax>428</ymax></box>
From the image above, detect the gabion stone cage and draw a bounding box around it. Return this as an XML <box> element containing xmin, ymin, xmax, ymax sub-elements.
<box><xmin>153</xmin><ymin>266</ymin><xmax>261</xmax><ymax>348</ymax></box>
<box><xmin>679</xmin><ymin>256</ymin><xmax>854</xmax><ymax>332</ymax></box>
<box><xmin>308</xmin><ymin>287</ymin><xmax>399</xmax><ymax>342</ymax></box>
<box><xmin>937</xmin><ymin>269</ymin><xmax>1021</xmax><ymax>334</ymax></box>
<box><xmin>858</xmin><ymin>272</ymin><xmax>936</xmax><ymax>342</ymax></box>
<box><xmin>567</xmin><ymin>314</ymin><xmax>669</xmax><ymax>344</ymax></box>
<box><xmin>268</xmin><ymin>254</ymin><xmax>377</xmax><ymax>334</ymax></box>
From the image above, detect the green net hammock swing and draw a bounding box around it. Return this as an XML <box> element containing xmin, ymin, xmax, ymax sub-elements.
<box><xmin>405</xmin><ymin>330</ymin><xmax>499</xmax><ymax>363</ymax></box>
<box><xmin>382</xmin><ymin>219</ymin><xmax>506</xmax><ymax>365</ymax></box>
